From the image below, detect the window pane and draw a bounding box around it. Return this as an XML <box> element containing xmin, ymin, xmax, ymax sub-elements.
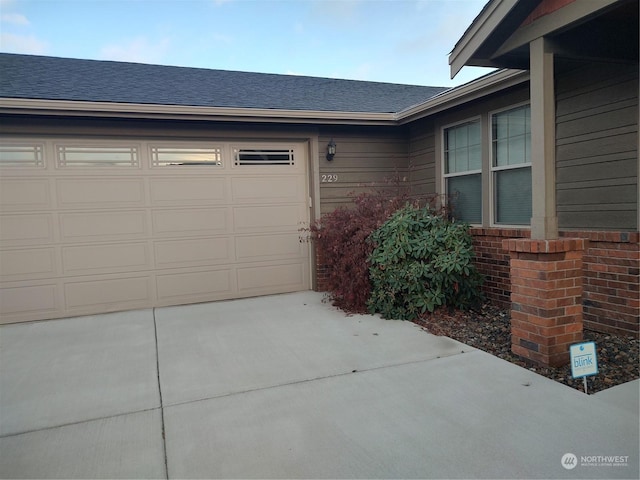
<box><xmin>444</xmin><ymin>120</ymin><xmax>481</xmax><ymax>174</ymax></box>
<box><xmin>492</xmin><ymin>105</ymin><xmax>531</xmax><ymax>167</ymax></box>
<box><xmin>494</xmin><ymin>140</ymin><xmax>509</xmax><ymax>167</ymax></box>
<box><xmin>468</xmin><ymin>122</ymin><xmax>481</xmax><ymax>146</ymax></box>
<box><xmin>57</xmin><ymin>146</ymin><xmax>138</xmax><ymax>167</ymax></box>
<box><xmin>0</xmin><ymin>144</ymin><xmax>44</xmax><ymax>167</ymax></box>
<box><xmin>151</xmin><ymin>147</ymin><xmax>222</xmax><ymax>166</ymax></box>
<box><xmin>446</xmin><ymin>129</ymin><xmax>456</xmax><ymax>152</ymax></box>
<box><xmin>495</xmin><ymin>167</ymin><xmax>532</xmax><ymax>224</ymax></box>
<box><xmin>234</xmin><ymin>149</ymin><xmax>294</xmax><ymax>165</ymax></box>
<box><xmin>468</xmin><ymin>144</ymin><xmax>481</xmax><ymax>171</ymax></box>
<box><xmin>448</xmin><ymin>174</ymin><xmax>481</xmax><ymax>224</ymax></box>
<box><xmin>508</xmin><ymin>109</ymin><xmax>526</xmax><ymax>136</ymax></box>
<box><xmin>445</xmin><ymin>150</ymin><xmax>455</xmax><ymax>174</ymax></box>
<box><xmin>493</xmin><ymin>115</ymin><xmax>509</xmax><ymax>140</ymax></box>
<box><xmin>455</xmin><ymin>147</ymin><xmax>469</xmax><ymax>172</ymax></box>
<box><xmin>508</xmin><ymin>135</ymin><xmax>526</xmax><ymax>165</ymax></box>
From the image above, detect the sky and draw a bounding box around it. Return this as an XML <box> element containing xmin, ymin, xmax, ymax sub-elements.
<box><xmin>0</xmin><ymin>0</ymin><xmax>494</xmax><ymax>88</ymax></box>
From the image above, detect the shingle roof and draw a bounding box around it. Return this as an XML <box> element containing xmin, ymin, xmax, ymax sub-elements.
<box><xmin>0</xmin><ymin>53</ymin><xmax>447</xmax><ymax>114</ymax></box>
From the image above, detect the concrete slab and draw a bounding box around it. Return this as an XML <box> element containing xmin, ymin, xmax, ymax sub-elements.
<box><xmin>0</xmin><ymin>310</ymin><xmax>160</xmax><ymax>436</ymax></box>
<box><xmin>0</xmin><ymin>409</ymin><xmax>166</xmax><ymax>479</ymax></box>
<box><xmin>164</xmin><ymin>350</ymin><xmax>639</xmax><ymax>479</ymax></box>
<box><xmin>594</xmin><ymin>379</ymin><xmax>640</xmax><ymax>416</ymax></box>
<box><xmin>155</xmin><ymin>292</ymin><xmax>474</xmax><ymax>406</ymax></box>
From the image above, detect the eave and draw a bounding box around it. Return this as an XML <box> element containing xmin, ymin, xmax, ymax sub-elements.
<box><xmin>0</xmin><ymin>98</ymin><xmax>399</xmax><ymax>126</ymax></box>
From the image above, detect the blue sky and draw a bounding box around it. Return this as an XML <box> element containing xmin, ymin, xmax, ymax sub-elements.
<box><xmin>0</xmin><ymin>0</ymin><xmax>493</xmax><ymax>87</ymax></box>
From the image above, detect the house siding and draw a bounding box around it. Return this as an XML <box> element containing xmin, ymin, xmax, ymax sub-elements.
<box><xmin>317</xmin><ymin>126</ymin><xmax>409</xmax><ymax>214</ymax></box>
<box><xmin>556</xmin><ymin>61</ymin><xmax>639</xmax><ymax>231</ymax></box>
<box><xmin>408</xmin><ymin>117</ymin><xmax>437</xmax><ymax>198</ymax></box>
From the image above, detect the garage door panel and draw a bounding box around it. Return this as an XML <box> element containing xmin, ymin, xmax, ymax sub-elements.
<box><xmin>0</xmin><ymin>178</ymin><xmax>51</xmax><ymax>211</ymax></box>
<box><xmin>62</xmin><ymin>243</ymin><xmax>150</xmax><ymax>275</ymax></box>
<box><xmin>0</xmin><ymin>248</ymin><xmax>57</xmax><ymax>280</ymax></box>
<box><xmin>155</xmin><ymin>269</ymin><xmax>233</xmax><ymax>303</ymax></box>
<box><xmin>237</xmin><ymin>262</ymin><xmax>306</xmax><ymax>293</ymax></box>
<box><xmin>150</xmin><ymin>177</ymin><xmax>227</xmax><ymax>205</ymax></box>
<box><xmin>151</xmin><ymin>208</ymin><xmax>229</xmax><ymax>237</ymax></box>
<box><xmin>0</xmin><ymin>283</ymin><xmax>59</xmax><ymax>318</ymax></box>
<box><xmin>231</xmin><ymin>176</ymin><xmax>304</xmax><ymax>204</ymax></box>
<box><xmin>154</xmin><ymin>237</ymin><xmax>232</xmax><ymax>268</ymax></box>
<box><xmin>234</xmin><ymin>205</ymin><xmax>305</xmax><ymax>233</ymax></box>
<box><xmin>235</xmin><ymin>233</ymin><xmax>304</xmax><ymax>261</ymax></box>
<box><xmin>56</xmin><ymin>178</ymin><xmax>145</xmax><ymax>209</ymax></box>
<box><xmin>64</xmin><ymin>276</ymin><xmax>151</xmax><ymax>311</ymax></box>
<box><xmin>0</xmin><ymin>214</ymin><xmax>53</xmax><ymax>246</ymax></box>
<box><xmin>60</xmin><ymin>211</ymin><xmax>148</xmax><ymax>242</ymax></box>
<box><xmin>0</xmin><ymin>139</ymin><xmax>309</xmax><ymax>323</ymax></box>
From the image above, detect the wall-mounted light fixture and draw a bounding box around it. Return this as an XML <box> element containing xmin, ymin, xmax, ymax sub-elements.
<box><xmin>326</xmin><ymin>139</ymin><xmax>336</xmax><ymax>161</ymax></box>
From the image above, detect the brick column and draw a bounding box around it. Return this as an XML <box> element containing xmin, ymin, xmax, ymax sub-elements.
<box><xmin>502</xmin><ymin>238</ymin><xmax>587</xmax><ymax>367</ymax></box>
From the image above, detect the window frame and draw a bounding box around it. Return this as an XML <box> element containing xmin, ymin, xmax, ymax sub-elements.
<box><xmin>55</xmin><ymin>142</ymin><xmax>141</xmax><ymax>169</ymax></box>
<box><xmin>0</xmin><ymin>140</ymin><xmax>46</xmax><ymax>168</ymax></box>
<box><xmin>489</xmin><ymin>102</ymin><xmax>532</xmax><ymax>227</ymax></box>
<box><xmin>149</xmin><ymin>144</ymin><xmax>224</xmax><ymax>168</ymax></box>
<box><xmin>441</xmin><ymin>116</ymin><xmax>483</xmax><ymax>226</ymax></box>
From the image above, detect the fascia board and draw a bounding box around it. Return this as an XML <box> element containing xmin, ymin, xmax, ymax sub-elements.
<box><xmin>449</xmin><ymin>0</ymin><xmax>519</xmax><ymax>78</ymax></box>
<box><xmin>0</xmin><ymin>98</ymin><xmax>398</xmax><ymax>126</ymax></box>
<box><xmin>397</xmin><ymin>69</ymin><xmax>529</xmax><ymax>124</ymax></box>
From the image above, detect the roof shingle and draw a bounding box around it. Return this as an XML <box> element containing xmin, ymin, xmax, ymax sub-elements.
<box><xmin>0</xmin><ymin>53</ymin><xmax>447</xmax><ymax>114</ymax></box>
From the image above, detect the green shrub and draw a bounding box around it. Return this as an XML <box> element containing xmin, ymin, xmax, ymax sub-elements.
<box><xmin>367</xmin><ymin>204</ymin><xmax>483</xmax><ymax>320</ymax></box>
<box><xmin>302</xmin><ymin>181</ymin><xmax>417</xmax><ymax>313</ymax></box>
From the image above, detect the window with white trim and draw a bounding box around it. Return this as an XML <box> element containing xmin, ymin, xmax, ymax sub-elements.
<box><xmin>443</xmin><ymin>120</ymin><xmax>482</xmax><ymax>224</ymax></box>
<box><xmin>491</xmin><ymin>105</ymin><xmax>532</xmax><ymax>225</ymax></box>
<box><xmin>151</xmin><ymin>146</ymin><xmax>222</xmax><ymax>167</ymax></box>
<box><xmin>0</xmin><ymin>143</ymin><xmax>45</xmax><ymax>167</ymax></box>
<box><xmin>57</xmin><ymin>145</ymin><xmax>138</xmax><ymax>167</ymax></box>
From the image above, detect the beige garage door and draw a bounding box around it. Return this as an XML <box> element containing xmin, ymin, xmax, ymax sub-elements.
<box><xmin>0</xmin><ymin>138</ymin><xmax>311</xmax><ymax>324</ymax></box>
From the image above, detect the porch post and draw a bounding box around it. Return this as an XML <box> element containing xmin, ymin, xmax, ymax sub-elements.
<box><xmin>529</xmin><ymin>37</ymin><xmax>558</xmax><ymax>240</ymax></box>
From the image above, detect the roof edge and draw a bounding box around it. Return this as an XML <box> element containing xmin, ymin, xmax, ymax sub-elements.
<box><xmin>397</xmin><ymin>68</ymin><xmax>529</xmax><ymax>124</ymax></box>
<box><xmin>449</xmin><ymin>0</ymin><xmax>520</xmax><ymax>78</ymax></box>
<box><xmin>0</xmin><ymin>98</ymin><xmax>399</xmax><ymax>126</ymax></box>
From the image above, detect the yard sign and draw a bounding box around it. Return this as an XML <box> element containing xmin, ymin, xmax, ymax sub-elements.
<box><xmin>570</xmin><ymin>342</ymin><xmax>598</xmax><ymax>394</ymax></box>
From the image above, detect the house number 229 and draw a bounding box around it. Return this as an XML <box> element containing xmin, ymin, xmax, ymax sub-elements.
<box><xmin>321</xmin><ymin>174</ymin><xmax>338</xmax><ymax>183</ymax></box>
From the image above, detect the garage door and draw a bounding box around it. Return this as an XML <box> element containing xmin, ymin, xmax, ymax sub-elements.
<box><xmin>0</xmin><ymin>138</ymin><xmax>311</xmax><ymax>324</ymax></box>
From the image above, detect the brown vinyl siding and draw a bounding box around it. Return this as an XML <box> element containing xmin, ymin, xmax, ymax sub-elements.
<box><xmin>556</xmin><ymin>62</ymin><xmax>639</xmax><ymax>231</ymax></box>
<box><xmin>408</xmin><ymin>118</ymin><xmax>437</xmax><ymax>198</ymax></box>
<box><xmin>318</xmin><ymin>127</ymin><xmax>409</xmax><ymax>213</ymax></box>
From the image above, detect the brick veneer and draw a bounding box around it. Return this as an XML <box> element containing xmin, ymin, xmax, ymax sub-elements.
<box><xmin>470</xmin><ymin>228</ymin><xmax>530</xmax><ymax>308</ymax></box>
<box><xmin>560</xmin><ymin>231</ymin><xmax>640</xmax><ymax>336</ymax></box>
<box><xmin>471</xmin><ymin>228</ymin><xmax>639</xmax><ymax>337</ymax></box>
<box><xmin>503</xmin><ymin>238</ymin><xmax>586</xmax><ymax>367</ymax></box>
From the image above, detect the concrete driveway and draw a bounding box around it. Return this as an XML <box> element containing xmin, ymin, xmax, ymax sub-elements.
<box><xmin>1</xmin><ymin>291</ymin><xmax>638</xmax><ymax>479</ymax></box>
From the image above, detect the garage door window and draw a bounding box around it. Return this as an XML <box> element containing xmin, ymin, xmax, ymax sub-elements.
<box><xmin>0</xmin><ymin>143</ymin><xmax>44</xmax><ymax>167</ymax></box>
<box><xmin>151</xmin><ymin>146</ymin><xmax>223</xmax><ymax>167</ymax></box>
<box><xmin>57</xmin><ymin>145</ymin><xmax>139</xmax><ymax>167</ymax></box>
<box><xmin>234</xmin><ymin>148</ymin><xmax>294</xmax><ymax>166</ymax></box>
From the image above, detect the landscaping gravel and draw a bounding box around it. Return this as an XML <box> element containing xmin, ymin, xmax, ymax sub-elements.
<box><xmin>414</xmin><ymin>303</ymin><xmax>639</xmax><ymax>394</ymax></box>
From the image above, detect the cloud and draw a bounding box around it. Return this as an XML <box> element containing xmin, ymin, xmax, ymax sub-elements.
<box><xmin>1</xmin><ymin>12</ymin><xmax>29</xmax><ymax>25</ymax></box>
<box><xmin>0</xmin><ymin>32</ymin><xmax>47</xmax><ymax>54</ymax></box>
<box><xmin>99</xmin><ymin>36</ymin><xmax>171</xmax><ymax>64</ymax></box>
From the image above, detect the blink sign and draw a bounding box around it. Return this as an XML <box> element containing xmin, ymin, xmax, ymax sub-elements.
<box><xmin>570</xmin><ymin>342</ymin><xmax>598</xmax><ymax>378</ymax></box>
